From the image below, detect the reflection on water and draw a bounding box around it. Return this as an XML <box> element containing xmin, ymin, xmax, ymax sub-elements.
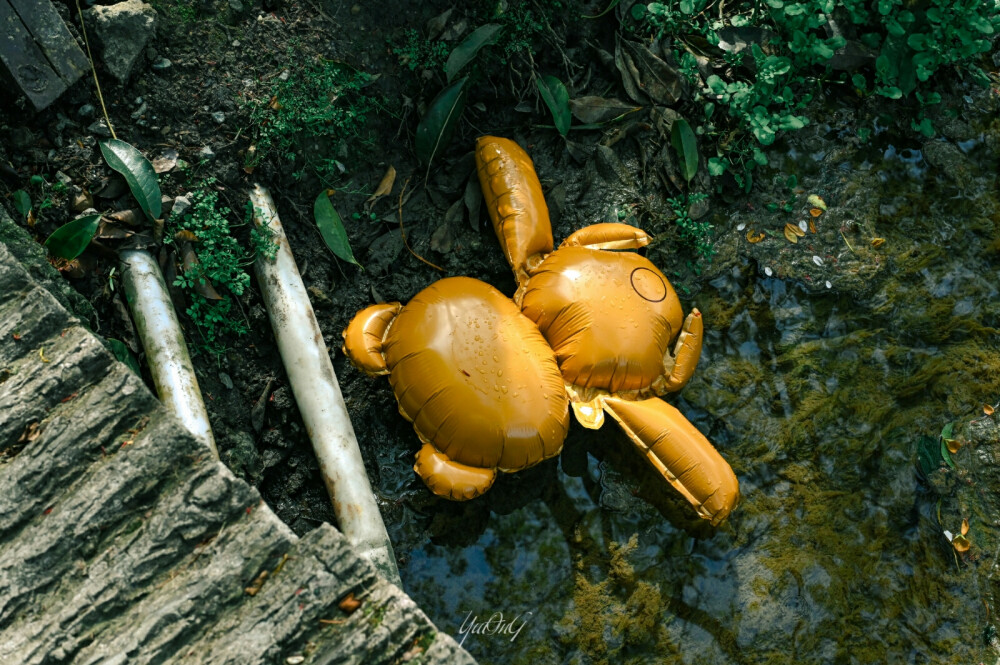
<box><xmin>384</xmin><ymin>141</ymin><xmax>1000</xmax><ymax>664</ymax></box>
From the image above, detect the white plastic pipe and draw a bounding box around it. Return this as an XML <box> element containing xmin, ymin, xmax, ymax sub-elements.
<box><xmin>249</xmin><ymin>184</ymin><xmax>401</xmax><ymax>586</ymax></box>
<box><xmin>120</xmin><ymin>249</ymin><xmax>218</xmax><ymax>457</ymax></box>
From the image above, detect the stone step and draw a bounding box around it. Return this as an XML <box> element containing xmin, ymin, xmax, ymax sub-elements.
<box><xmin>0</xmin><ymin>228</ymin><xmax>475</xmax><ymax>664</ymax></box>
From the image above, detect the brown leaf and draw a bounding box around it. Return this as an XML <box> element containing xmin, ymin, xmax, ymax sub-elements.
<box><xmin>809</xmin><ymin>219</ymin><xmax>818</xmax><ymax>233</ymax></box>
<box><xmin>952</xmin><ymin>534</ymin><xmax>971</xmax><ymax>552</ymax></box>
<box><xmin>181</xmin><ymin>243</ymin><xmax>224</xmax><ymax>300</ymax></box>
<box><xmin>107</xmin><ymin>208</ymin><xmax>145</xmax><ymax>227</ymax></box>
<box><xmin>568</xmin><ymin>96</ymin><xmax>640</xmax><ymax>124</ymax></box>
<box><xmin>746</xmin><ymin>230</ymin><xmax>765</xmax><ymax>243</ymax></box>
<box><xmin>784</xmin><ymin>224</ymin><xmax>802</xmax><ymax>243</ymax></box>
<box><xmin>151</xmin><ymin>148</ymin><xmax>179</xmax><ymax>173</ymax></box>
<box><xmin>365</xmin><ymin>165</ymin><xmax>397</xmax><ymax>208</ymax></box>
<box><xmin>870</xmin><ymin>237</ymin><xmax>885</xmax><ymax>248</ymax></box>
<box><xmin>268</xmin><ymin>95</ymin><xmax>282</xmax><ymax>110</ymax></box>
<box><xmin>962</xmin><ymin>518</ymin><xmax>970</xmax><ymax>536</ymax></box>
<box><xmin>17</xmin><ymin>421</ymin><xmax>40</xmax><ymax>444</ymax></box>
<box><xmin>810</xmin><ymin>208</ymin><xmax>824</xmax><ymax>217</ymax></box>
<box><xmin>985</xmin><ymin>404</ymin><xmax>995</xmax><ymax>416</ymax></box>
<box><xmin>96</xmin><ymin>221</ymin><xmax>134</xmax><ymax>240</ymax></box>
<box><xmin>174</xmin><ymin>230</ymin><xmax>199</xmax><ymax>243</ymax></box>
<box><xmin>945</xmin><ymin>438</ymin><xmax>962</xmax><ymax>454</ymax></box>
<box><xmin>338</xmin><ymin>592</ymin><xmax>362</xmax><ymax>614</ymax></box>
<box><xmin>617</xmin><ymin>39</ymin><xmax>687</xmax><ymax>105</ymax></box>
<box><xmin>244</xmin><ymin>570</ymin><xmax>269</xmax><ymax>596</ymax></box>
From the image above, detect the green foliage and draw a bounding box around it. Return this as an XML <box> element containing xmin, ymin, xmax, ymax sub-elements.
<box><xmin>167</xmin><ymin>185</ymin><xmax>253</xmax><ymax>356</ymax></box>
<box><xmin>391</xmin><ymin>29</ymin><xmax>450</xmax><ymax>72</ymax></box>
<box><xmin>627</xmin><ymin>0</ymin><xmax>1000</xmax><ymax>190</ymax></box>
<box><xmin>44</xmin><ymin>214</ymin><xmax>101</xmax><ymax>260</ymax></box>
<box><xmin>668</xmin><ymin>193</ymin><xmax>714</xmax><ymax>268</ymax></box>
<box><xmin>471</xmin><ymin>0</ymin><xmax>564</xmax><ymax>64</ymax></box>
<box><xmin>247</xmin><ymin>53</ymin><xmax>376</xmax><ymax>184</ymax></box>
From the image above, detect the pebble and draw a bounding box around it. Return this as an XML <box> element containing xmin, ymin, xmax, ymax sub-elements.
<box><xmin>87</xmin><ymin>119</ymin><xmax>112</xmax><ymax>138</ymax></box>
<box><xmin>197</xmin><ymin>146</ymin><xmax>215</xmax><ymax>162</ymax></box>
<box><xmin>171</xmin><ymin>194</ymin><xmax>192</xmax><ymax>219</ymax></box>
<box><xmin>131</xmin><ymin>102</ymin><xmax>148</xmax><ymax>119</ymax></box>
<box><xmin>812</xmin><ymin>255</ymin><xmax>824</xmax><ymax>266</ymax></box>
<box><xmin>825</xmin><ymin>280</ymin><xmax>832</xmax><ymax>289</ymax></box>
<box><xmin>764</xmin><ymin>267</ymin><xmax>773</xmax><ymax>277</ymax></box>
<box><xmin>219</xmin><ymin>372</ymin><xmax>234</xmax><ymax>390</ymax></box>
<box><xmin>151</xmin><ymin>57</ymin><xmax>172</xmax><ymax>71</ymax></box>
<box><xmin>278</xmin><ymin>69</ymin><xmax>290</xmax><ymax>82</ymax></box>
<box><xmin>55</xmin><ymin>171</ymin><xmax>72</xmax><ymax>187</ymax></box>
<box><xmin>211</xmin><ymin>112</ymin><xmax>225</xmax><ymax>124</ymax></box>
<box><xmin>78</xmin><ymin>104</ymin><xmax>96</xmax><ymax>118</ymax></box>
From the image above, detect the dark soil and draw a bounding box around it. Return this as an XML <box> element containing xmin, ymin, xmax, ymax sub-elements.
<box><xmin>3</xmin><ymin>0</ymin><xmax>1000</xmax><ymax>660</ymax></box>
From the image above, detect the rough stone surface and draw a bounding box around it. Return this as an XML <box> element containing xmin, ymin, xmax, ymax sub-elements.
<box><xmin>932</xmin><ymin>412</ymin><xmax>1000</xmax><ymax>650</ymax></box>
<box><xmin>0</xmin><ymin>240</ymin><xmax>476</xmax><ymax>664</ymax></box>
<box><xmin>85</xmin><ymin>0</ymin><xmax>158</xmax><ymax>84</ymax></box>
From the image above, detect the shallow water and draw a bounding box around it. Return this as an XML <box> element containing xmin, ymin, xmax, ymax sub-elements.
<box><xmin>383</xmin><ymin>137</ymin><xmax>1000</xmax><ymax>664</ymax></box>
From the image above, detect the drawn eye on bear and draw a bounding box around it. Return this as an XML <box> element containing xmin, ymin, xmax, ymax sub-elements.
<box><xmin>630</xmin><ymin>267</ymin><xmax>667</xmax><ymax>303</ymax></box>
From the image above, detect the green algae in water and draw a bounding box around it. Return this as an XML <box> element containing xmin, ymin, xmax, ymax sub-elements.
<box><xmin>382</xmin><ymin>124</ymin><xmax>1000</xmax><ymax>664</ymax></box>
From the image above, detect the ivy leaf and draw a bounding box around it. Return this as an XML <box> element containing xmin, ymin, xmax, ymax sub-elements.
<box><xmin>670</xmin><ymin>117</ymin><xmax>699</xmax><ymax>184</ymax></box>
<box><xmin>415</xmin><ymin>77</ymin><xmax>468</xmax><ymax>168</ymax></box>
<box><xmin>536</xmin><ymin>75</ymin><xmax>571</xmax><ymax>136</ymax></box>
<box><xmin>445</xmin><ymin>24</ymin><xmax>502</xmax><ymax>83</ymax></box>
<box><xmin>99</xmin><ymin>139</ymin><xmax>162</xmax><ymax>223</ymax></box>
<box><xmin>707</xmin><ymin>157</ymin><xmax>727</xmax><ymax>176</ymax></box>
<box><xmin>44</xmin><ymin>213</ymin><xmax>101</xmax><ymax>260</ymax></box>
<box><xmin>314</xmin><ymin>190</ymin><xmax>361</xmax><ymax>268</ymax></box>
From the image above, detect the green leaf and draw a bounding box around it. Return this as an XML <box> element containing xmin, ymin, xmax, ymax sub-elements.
<box><xmin>107</xmin><ymin>338</ymin><xmax>141</xmax><ymax>376</ymax></box>
<box><xmin>536</xmin><ymin>75</ymin><xmax>571</xmax><ymax>137</ymax></box>
<box><xmin>916</xmin><ymin>434</ymin><xmax>941</xmax><ymax>477</ymax></box>
<box><xmin>415</xmin><ymin>77</ymin><xmax>469</xmax><ymax>167</ymax></box>
<box><xmin>44</xmin><ymin>213</ymin><xmax>101</xmax><ymax>260</ymax></box>
<box><xmin>12</xmin><ymin>190</ymin><xmax>31</xmax><ymax>218</ymax></box>
<box><xmin>876</xmin><ymin>86</ymin><xmax>903</xmax><ymax>99</ymax></box>
<box><xmin>670</xmin><ymin>117</ymin><xmax>699</xmax><ymax>184</ymax></box>
<box><xmin>707</xmin><ymin>157</ymin><xmax>726</xmax><ymax>176</ymax></box>
<box><xmin>99</xmin><ymin>139</ymin><xmax>162</xmax><ymax>223</ymax></box>
<box><xmin>445</xmin><ymin>24</ymin><xmax>502</xmax><ymax>83</ymax></box>
<box><xmin>679</xmin><ymin>0</ymin><xmax>694</xmax><ymax>13</ymax></box>
<box><xmin>314</xmin><ymin>190</ymin><xmax>361</xmax><ymax>268</ymax></box>
<box><xmin>583</xmin><ymin>0</ymin><xmax>622</xmax><ymax>19</ymax></box>
<box><xmin>851</xmin><ymin>73</ymin><xmax>867</xmax><ymax>90</ymax></box>
<box><xmin>940</xmin><ymin>439</ymin><xmax>956</xmax><ymax>469</ymax></box>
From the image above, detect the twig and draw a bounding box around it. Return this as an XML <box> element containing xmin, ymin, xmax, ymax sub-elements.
<box><xmin>839</xmin><ymin>230</ymin><xmax>856</xmax><ymax>254</ymax></box>
<box><xmin>397</xmin><ymin>177</ymin><xmax>443</xmax><ymax>272</ymax></box>
<box><xmin>76</xmin><ymin>0</ymin><xmax>116</xmax><ymax>139</ymax></box>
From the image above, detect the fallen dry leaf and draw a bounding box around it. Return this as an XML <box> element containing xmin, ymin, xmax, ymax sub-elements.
<box><xmin>244</xmin><ymin>570</ymin><xmax>269</xmax><ymax>596</ymax></box>
<box><xmin>810</xmin><ymin>208</ymin><xmax>824</xmax><ymax>217</ymax></box>
<box><xmin>870</xmin><ymin>237</ymin><xmax>885</xmax><ymax>248</ymax></box>
<box><xmin>985</xmin><ymin>404</ymin><xmax>995</xmax><ymax>416</ymax></box>
<box><xmin>366</xmin><ymin>165</ymin><xmax>397</xmax><ymax>208</ymax></box>
<box><xmin>17</xmin><ymin>421</ymin><xmax>40</xmax><ymax>444</ymax></box>
<box><xmin>784</xmin><ymin>223</ymin><xmax>804</xmax><ymax>243</ymax></box>
<box><xmin>952</xmin><ymin>534</ymin><xmax>971</xmax><ymax>552</ymax></box>
<box><xmin>807</xmin><ymin>194</ymin><xmax>827</xmax><ymax>211</ymax></box>
<box><xmin>946</xmin><ymin>438</ymin><xmax>962</xmax><ymax>454</ymax></box>
<box><xmin>338</xmin><ymin>592</ymin><xmax>362</xmax><ymax>614</ymax></box>
<box><xmin>746</xmin><ymin>230</ymin><xmax>765</xmax><ymax>243</ymax></box>
<box><xmin>962</xmin><ymin>518</ymin><xmax>970</xmax><ymax>536</ymax></box>
<box><xmin>809</xmin><ymin>219</ymin><xmax>818</xmax><ymax>234</ymax></box>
